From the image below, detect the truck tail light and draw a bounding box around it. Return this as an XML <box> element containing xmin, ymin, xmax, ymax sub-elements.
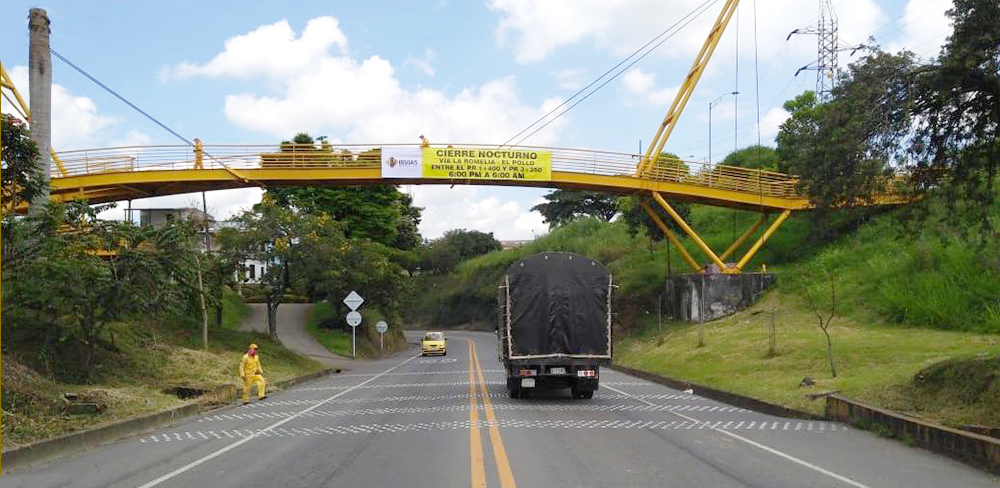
<box><xmin>577</xmin><ymin>370</ymin><xmax>596</xmax><ymax>378</ymax></box>
<box><xmin>518</xmin><ymin>369</ymin><xmax>537</xmax><ymax>377</ymax></box>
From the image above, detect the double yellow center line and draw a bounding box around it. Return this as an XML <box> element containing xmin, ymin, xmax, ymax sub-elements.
<box><xmin>465</xmin><ymin>338</ymin><xmax>517</xmax><ymax>488</ymax></box>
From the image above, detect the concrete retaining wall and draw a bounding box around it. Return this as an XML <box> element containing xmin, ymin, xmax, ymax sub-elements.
<box><xmin>826</xmin><ymin>394</ymin><xmax>1000</xmax><ymax>474</ymax></box>
<box><xmin>664</xmin><ymin>272</ymin><xmax>775</xmax><ymax>322</ymax></box>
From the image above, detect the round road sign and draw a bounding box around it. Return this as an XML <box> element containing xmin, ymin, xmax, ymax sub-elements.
<box><xmin>346</xmin><ymin>311</ymin><xmax>362</xmax><ymax>327</ymax></box>
<box><xmin>375</xmin><ymin>320</ymin><xmax>388</xmax><ymax>333</ymax></box>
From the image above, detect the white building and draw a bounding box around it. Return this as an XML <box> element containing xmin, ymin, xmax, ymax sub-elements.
<box><xmin>134</xmin><ymin>207</ymin><xmax>268</xmax><ymax>283</ymax></box>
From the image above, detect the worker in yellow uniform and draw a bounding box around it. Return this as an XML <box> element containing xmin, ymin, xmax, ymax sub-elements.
<box><xmin>240</xmin><ymin>343</ymin><xmax>267</xmax><ymax>403</ymax></box>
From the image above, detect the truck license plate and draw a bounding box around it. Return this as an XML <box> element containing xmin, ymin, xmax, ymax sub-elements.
<box><xmin>521</xmin><ymin>378</ymin><xmax>536</xmax><ymax>388</ymax></box>
<box><xmin>549</xmin><ymin>367</ymin><xmax>566</xmax><ymax>375</ymax></box>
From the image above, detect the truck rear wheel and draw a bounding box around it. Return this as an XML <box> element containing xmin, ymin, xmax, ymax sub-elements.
<box><xmin>508</xmin><ymin>388</ymin><xmax>521</xmax><ymax>399</ymax></box>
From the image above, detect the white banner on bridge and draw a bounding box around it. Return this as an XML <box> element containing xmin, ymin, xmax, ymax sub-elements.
<box><xmin>381</xmin><ymin>147</ymin><xmax>423</xmax><ymax>178</ymax></box>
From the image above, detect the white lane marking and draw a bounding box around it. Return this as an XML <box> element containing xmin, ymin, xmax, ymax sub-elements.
<box><xmin>196</xmin><ymin>402</ymin><xmax>751</xmax><ymax>421</ymax></box>
<box><xmin>603</xmin><ymin>384</ymin><xmax>871</xmax><ymax>488</ymax></box>
<box><xmin>144</xmin><ymin>418</ymin><xmax>839</xmax><ymax>443</ymax></box>
<box><xmin>135</xmin><ymin>353</ymin><xmax>420</xmax><ymax>488</ymax></box>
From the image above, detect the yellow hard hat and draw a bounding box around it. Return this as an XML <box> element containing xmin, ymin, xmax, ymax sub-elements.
<box><xmin>249</xmin><ymin>343</ymin><xmax>259</xmax><ymax>350</ymax></box>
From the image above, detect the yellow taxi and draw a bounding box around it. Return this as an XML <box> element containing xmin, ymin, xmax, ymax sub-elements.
<box><xmin>420</xmin><ymin>331</ymin><xmax>447</xmax><ymax>356</ymax></box>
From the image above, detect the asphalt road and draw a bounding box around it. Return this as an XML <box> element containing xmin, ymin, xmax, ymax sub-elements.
<box><xmin>2</xmin><ymin>331</ymin><xmax>997</xmax><ymax>488</ymax></box>
<box><xmin>240</xmin><ymin>303</ymin><xmax>351</xmax><ymax>369</ymax></box>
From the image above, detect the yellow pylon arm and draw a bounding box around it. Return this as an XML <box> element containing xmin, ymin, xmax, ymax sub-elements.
<box><xmin>651</xmin><ymin>191</ymin><xmax>730</xmax><ymax>271</ymax></box>
<box><xmin>0</xmin><ymin>65</ymin><xmax>28</xmax><ymax>117</ymax></box>
<box><xmin>718</xmin><ymin>213</ymin><xmax>767</xmax><ymax>262</ymax></box>
<box><xmin>637</xmin><ymin>0</ymin><xmax>742</xmax><ymax>176</ymax></box>
<box><xmin>735</xmin><ymin>209</ymin><xmax>791</xmax><ymax>271</ymax></box>
<box><xmin>2</xmin><ymin>63</ymin><xmax>68</xmax><ymax>176</ymax></box>
<box><xmin>639</xmin><ymin>199</ymin><xmax>703</xmax><ymax>273</ymax></box>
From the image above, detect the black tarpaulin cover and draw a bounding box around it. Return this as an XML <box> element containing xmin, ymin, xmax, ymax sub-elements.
<box><xmin>506</xmin><ymin>252</ymin><xmax>611</xmax><ymax>357</ymax></box>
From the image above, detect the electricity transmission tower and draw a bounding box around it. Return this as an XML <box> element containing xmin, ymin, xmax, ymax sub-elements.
<box><xmin>788</xmin><ymin>0</ymin><xmax>840</xmax><ymax>102</ymax></box>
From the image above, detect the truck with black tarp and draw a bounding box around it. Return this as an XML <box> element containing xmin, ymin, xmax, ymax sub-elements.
<box><xmin>496</xmin><ymin>252</ymin><xmax>613</xmax><ymax>399</ymax></box>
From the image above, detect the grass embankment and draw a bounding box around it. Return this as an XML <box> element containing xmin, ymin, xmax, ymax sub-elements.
<box><xmin>306</xmin><ymin>301</ymin><xmax>408</xmax><ymax>358</ymax></box>
<box><xmin>413</xmin><ymin>200</ymin><xmax>1000</xmax><ymax>427</ymax></box>
<box><xmin>1</xmin><ymin>289</ymin><xmax>323</xmax><ymax>449</ymax></box>
<box><xmin>615</xmin><ymin>291</ymin><xmax>999</xmax><ymax>426</ymax></box>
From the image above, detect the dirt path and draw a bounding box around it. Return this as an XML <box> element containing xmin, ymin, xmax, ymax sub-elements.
<box><xmin>240</xmin><ymin>303</ymin><xmax>353</xmax><ymax>369</ymax></box>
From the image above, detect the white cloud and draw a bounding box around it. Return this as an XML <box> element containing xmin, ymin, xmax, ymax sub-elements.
<box><xmin>411</xmin><ymin>186</ymin><xmax>547</xmax><ymax>240</ymax></box>
<box><xmin>489</xmin><ymin>0</ymin><xmax>885</xmax><ymax>65</ymax></box>
<box><xmin>621</xmin><ymin>68</ymin><xmax>678</xmax><ymax>106</ymax></box>
<box><xmin>885</xmin><ymin>0</ymin><xmax>952</xmax><ymax>58</ymax></box>
<box><xmin>404</xmin><ymin>48</ymin><xmax>436</xmax><ymax>77</ymax></box>
<box><xmin>5</xmin><ymin>66</ymin><xmax>118</xmax><ymax>150</ymax></box>
<box><xmin>167</xmin><ymin>17</ymin><xmax>348</xmax><ymax>81</ymax></box>
<box><xmin>756</xmin><ymin>106</ymin><xmax>791</xmax><ymax>143</ymax></box>
<box><xmin>169</xmin><ymin>17</ymin><xmax>566</xmax><ymax>145</ymax></box>
<box><xmin>555</xmin><ymin>68</ymin><xmax>586</xmax><ymax>90</ymax></box>
<box><xmin>109</xmin><ymin>129</ymin><xmax>152</xmax><ymax>147</ymax></box>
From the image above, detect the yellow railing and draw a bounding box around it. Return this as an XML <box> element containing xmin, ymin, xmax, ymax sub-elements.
<box><xmin>52</xmin><ymin>143</ymin><xmax>807</xmax><ymax>201</ymax></box>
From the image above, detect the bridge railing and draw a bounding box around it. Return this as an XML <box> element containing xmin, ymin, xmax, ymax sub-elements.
<box><xmin>53</xmin><ymin>144</ymin><xmax>805</xmax><ymax>200</ymax></box>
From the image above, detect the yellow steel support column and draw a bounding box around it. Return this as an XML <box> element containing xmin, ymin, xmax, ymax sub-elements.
<box><xmin>719</xmin><ymin>213</ymin><xmax>767</xmax><ymax>262</ymax></box>
<box><xmin>651</xmin><ymin>191</ymin><xmax>730</xmax><ymax>271</ymax></box>
<box><xmin>194</xmin><ymin>138</ymin><xmax>204</xmax><ymax>169</ymax></box>
<box><xmin>2</xmin><ymin>64</ymin><xmax>67</xmax><ymax>176</ymax></box>
<box><xmin>636</xmin><ymin>0</ymin><xmax>742</xmax><ymax>176</ymax></box>
<box><xmin>735</xmin><ymin>209</ymin><xmax>792</xmax><ymax>271</ymax></box>
<box><xmin>639</xmin><ymin>200</ymin><xmax>703</xmax><ymax>273</ymax></box>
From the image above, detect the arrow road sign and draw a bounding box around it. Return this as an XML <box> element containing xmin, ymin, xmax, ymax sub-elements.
<box><xmin>375</xmin><ymin>320</ymin><xmax>388</xmax><ymax>333</ymax></box>
<box><xmin>346</xmin><ymin>311</ymin><xmax>362</xmax><ymax>327</ymax></box>
<box><xmin>343</xmin><ymin>291</ymin><xmax>364</xmax><ymax>311</ymax></box>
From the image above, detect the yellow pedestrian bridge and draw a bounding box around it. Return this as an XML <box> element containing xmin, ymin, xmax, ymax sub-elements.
<box><xmin>11</xmin><ymin>0</ymin><xmax>909</xmax><ymax>274</ymax></box>
<box><xmin>51</xmin><ymin>143</ymin><xmax>805</xmax><ymax>211</ymax></box>
<box><xmin>42</xmin><ymin>142</ymin><xmax>907</xmax><ymax>274</ymax></box>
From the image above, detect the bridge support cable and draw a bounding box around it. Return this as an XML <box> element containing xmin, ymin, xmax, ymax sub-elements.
<box><xmin>734</xmin><ymin>209</ymin><xmax>790</xmax><ymax>272</ymax></box>
<box><xmin>637</xmin><ymin>0</ymin><xmax>742</xmax><ymax>177</ymax></box>
<box><xmin>47</xmin><ymin>48</ymin><xmax>249</xmax><ymax>185</ymax></box>
<box><xmin>719</xmin><ymin>213</ymin><xmax>766</xmax><ymax>262</ymax></box>
<box><xmin>639</xmin><ymin>199</ymin><xmax>703</xmax><ymax>274</ymax></box>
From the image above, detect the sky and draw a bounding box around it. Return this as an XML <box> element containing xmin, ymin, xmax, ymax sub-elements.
<box><xmin>1</xmin><ymin>0</ymin><xmax>955</xmax><ymax>240</ymax></box>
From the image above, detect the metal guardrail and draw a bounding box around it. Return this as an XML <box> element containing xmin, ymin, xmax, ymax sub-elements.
<box><xmin>52</xmin><ymin>144</ymin><xmax>806</xmax><ymax>200</ymax></box>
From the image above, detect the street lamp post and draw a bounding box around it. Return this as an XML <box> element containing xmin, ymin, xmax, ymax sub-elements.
<box><xmin>709</xmin><ymin>91</ymin><xmax>739</xmax><ymax>165</ymax></box>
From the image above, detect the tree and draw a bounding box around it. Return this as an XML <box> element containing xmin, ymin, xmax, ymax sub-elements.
<box><xmin>2</xmin><ymin>203</ymin><xmax>202</xmax><ymax>379</ymax></box>
<box><xmin>419</xmin><ymin>229</ymin><xmax>501</xmax><ymax>273</ymax></box>
<box><xmin>909</xmin><ymin>0</ymin><xmax>1000</xmax><ymax>231</ymax></box>
<box><xmin>1</xmin><ymin>114</ymin><xmax>45</xmax><ymax>214</ymax></box>
<box><xmin>532</xmin><ymin>190</ymin><xmax>618</xmax><ymax>228</ymax></box>
<box><xmin>268</xmin><ymin>133</ymin><xmax>423</xmax><ymax>250</ymax></box>
<box><xmin>778</xmin><ymin>52</ymin><xmax>916</xmax><ymax>212</ymax></box>
<box><xmin>722</xmin><ymin>145</ymin><xmax>779</xmax><ymax>171</ymax></box>
<box><xmin>218</xmin><ymin>196</ymin><xmax>301</xmax><ymax>337</ymax></box>
<box><xmin>802</xmin><ymin>269</ymin><xmax>838</xmax><ymax>378</ymax></box>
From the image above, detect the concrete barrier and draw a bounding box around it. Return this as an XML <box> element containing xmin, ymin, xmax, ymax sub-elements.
<box><xmin>826</xmin><ymin>394</ymin><xmax>1000</xmax><ymax>475</ymax></box>
<box><xmin>2</xmin><ymin>367</ymin><xmax>341</xmax><ymax>472</ymax></box>
<box><xmin>611</xmin><ymin>364</ymin><xmax>823</xmax><ymax>420</ymax></box>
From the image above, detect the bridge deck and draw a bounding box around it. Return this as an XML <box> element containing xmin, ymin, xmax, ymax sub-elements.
<box><xmin>48</xmin><ymin>143</ymin><xmax>813</xmax><ymax>211</ymax></box>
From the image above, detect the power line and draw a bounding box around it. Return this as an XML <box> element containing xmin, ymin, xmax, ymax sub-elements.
<box><xmin>503</xmin><ymin>0</ymin><xmax>720</xmax><ymax>147</ymax></box>
<box><xmin>503</xmin><ymin>0</ymin><xmax>718</xmax><ymax>145</ymax></box>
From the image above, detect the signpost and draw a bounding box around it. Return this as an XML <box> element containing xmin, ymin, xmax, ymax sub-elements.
<box><xmin>344</xmin><ymin>291</ymin><xmax>364</xmax><ymax>358</ymax></box>
<box><xmin>375</xmin><ymin>320</ymin><xmax>388</xmax><ymax>351</ymax></box>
